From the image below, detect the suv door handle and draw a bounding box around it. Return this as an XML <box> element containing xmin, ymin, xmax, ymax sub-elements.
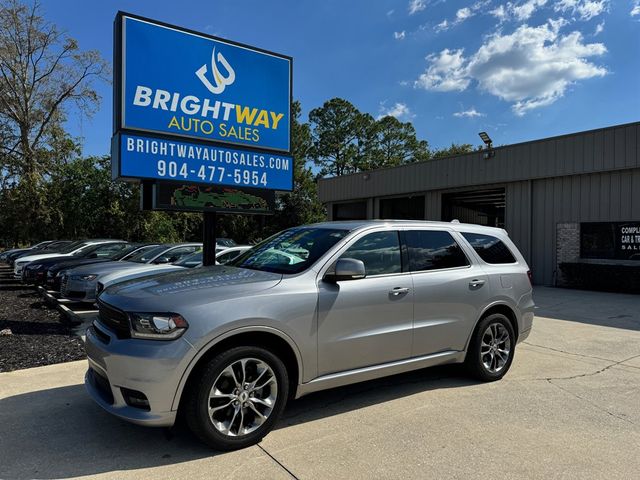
<box><xmin>390</xmin><ymin>287</ymin><xmax>410</xmax><ymax>296</ymax></box>
<box><xmin>469</xmin><ymin>279</ymin><xmax>486</xmax><ymax>288</ymax></box>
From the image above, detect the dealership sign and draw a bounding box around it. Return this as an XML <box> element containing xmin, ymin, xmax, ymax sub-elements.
<box><xmin>581</xmin><ymin>222</ymin><xmax>640</xmax><ymax>261</ymax></box>
<box><xmin>112</xmin><ymin>12</ymin><xmax>293</xmax><ymax>192</ymax></box>
<box><xmin>113</xmin><ymin>133</ymin><xmax>292</xmax><ymax>190</ymax></box>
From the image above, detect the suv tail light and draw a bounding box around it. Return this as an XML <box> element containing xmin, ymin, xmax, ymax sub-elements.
<box><xmin>527</xmin><ymin>270</ymin><xmax>533</xmax><ymax>287</ymax></box>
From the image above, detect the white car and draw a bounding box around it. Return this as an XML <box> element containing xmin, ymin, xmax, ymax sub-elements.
<box><xmin>13</xmin><ymin>240</ymin><xmax>123</xmax><ymax>278</ymax></box>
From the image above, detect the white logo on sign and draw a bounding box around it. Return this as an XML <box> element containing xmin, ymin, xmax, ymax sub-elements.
<box><xmin>196</xmin><ymin>47</ymin><xmax>236</xmax><ymax>94</ymax></box>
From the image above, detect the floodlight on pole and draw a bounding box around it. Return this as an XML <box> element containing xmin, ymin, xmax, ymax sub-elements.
<box><xmin>478</xmin><ymin>132</ymin><xmax>495</xmax><ymax>159</ymax></box>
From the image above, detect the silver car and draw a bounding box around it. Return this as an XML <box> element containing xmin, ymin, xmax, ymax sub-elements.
<box><xmin>59</xmin><ymin>243</ymin><xmax>201</xmax><ymax>303</ymax></box>
<box><xmin>85</xmin><ymin>221</ymin><xmax>534</xmax><ymax>451</ymax></box>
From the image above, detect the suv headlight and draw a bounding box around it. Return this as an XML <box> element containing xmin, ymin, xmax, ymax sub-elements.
<box><xmin>71</xmin><ymin>274</ymin><xmax>97</xmax><ymax>281</ymax></box>
<box><xmin>129</xmin><ymin>313</ymin><xmax>189</xmax><ymax>340</ymax></box>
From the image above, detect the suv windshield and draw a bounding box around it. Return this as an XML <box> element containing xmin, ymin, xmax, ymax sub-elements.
<box><xmin>230</xmin><ymin>227</ymin><xmax>349</xmax><ymax>274</ymax></box>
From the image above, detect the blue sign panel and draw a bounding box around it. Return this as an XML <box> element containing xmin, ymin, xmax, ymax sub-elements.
<box><xmin>115</xmin><ymin>133</ymin><xmax>293</xmax><ymax>190</ymax></box>
<box><xmin>119</xmin><ymin>14</ymin><xmax>291</xmax><ymax>152</ymax></box>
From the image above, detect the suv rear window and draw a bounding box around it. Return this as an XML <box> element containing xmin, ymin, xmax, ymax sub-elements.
<box><xmin>462</xmin><ymin>232</ymin><xmax>516</xmax><ymax>264</ymax></box>
<box><xmin>405</xmin><ymin>230</ymin><xmax>469</xmax><ymax>272</ymax></box>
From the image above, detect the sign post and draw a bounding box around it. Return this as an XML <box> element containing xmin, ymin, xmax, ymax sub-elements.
<box><xmin>111</xmin><ymin>12</ymin><xmax>293</xmax><ymax>264</ymax></box>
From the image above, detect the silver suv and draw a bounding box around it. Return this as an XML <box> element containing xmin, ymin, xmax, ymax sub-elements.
<box><xmin>85</xmin><ymin>221</ymin><xmax>534</xmax><ymax>450</ymax></box>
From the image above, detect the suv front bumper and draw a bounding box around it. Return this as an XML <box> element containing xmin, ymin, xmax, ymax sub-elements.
<box><xmin>84</xmin><ymin>321</ymin><xmax>195</xmax><ymax>427</ymax></box>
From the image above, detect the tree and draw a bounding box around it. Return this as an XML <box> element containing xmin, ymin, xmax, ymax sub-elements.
<box><xmin>309</xmin><ymin>98</ymin><xmax>373</xmax><ymax>177</ymax></box>
<box><xmin>271</xmin><ymin>101</ymin><xmax>325</xmax><ymax>231</ymax></box>
<box><xmin>431</xmin><ymin>143</ymin><xmax>475</xmax><ymax>159</ymax></box>
<box><xmin>365</xmin><ymin>115</ymin><xmax>430</xmax><ymax>169</ymax></box>
<box><xmin>0</xmin><ymin>0</ymin><xmax>108</xmax><ymax>241</ymax></box>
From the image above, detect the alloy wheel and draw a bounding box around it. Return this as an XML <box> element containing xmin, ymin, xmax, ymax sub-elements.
<box><xmin>208</xmin><ymin>357</ymin><xmax>278</xmax><ymax>437</ymax></box>
<box><xmin>480</xmin><ymin>322</ymin><xmax>512</xmax><ymax>374</ymax></box>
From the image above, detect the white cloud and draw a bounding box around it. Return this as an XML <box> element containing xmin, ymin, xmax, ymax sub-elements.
<box><xmin>387</xmin><ymin>9</ymin><xmax>395</xmax><ymax>16</ymax></box>
<box><xmin>435</xmin><ymin>1</ymin><xmax>490</xmax><ymax>31</ymax></box>
<box><xmin>435</xmin><ymin>19</ymin><xmax>450</xmax><ymax>31</ymax></box>
<box><xmin>377</xmin><ymin>102</ymin><xmax>414</xmax><ymax>120</ymax></box>
<box><xmin>513</xmin><ymin>0</ymin><xmax>548</xmax><ymax>20</ymax></box>
<box><xmin>456</xmin><ymin>7</ymin><xmax>473</xmax><ymax>21</ymax></box>
<box><xmin>415</xmin><ymin>20</ymin><xmax>608</xmax><ymax>115</ymax></box>
<box><xmin>490</xmin><ymin>0</ymin><xmax>548</xmax><ymax>22</ymax></box>
<box><xmin>490</xmin><ymin>4</ymin><xmax>508</xmax><ymax>20</ymax></box>
<box><xmin>594</xmin><ymin>20</ymin><xmax>604</xmax><ymax>34</ymax></box>
<box><xmin>554</xmin><ymin>0</ymin><xmax>609</xmax><ymax>20</ymax></box>
<box><xmin>408</xmin><ymin>0</ymin><xmax>426</xmax><ymax>15</ymax></box>
<box><xmin>453</xmin><ymin>108</ymin><xmax>486</xmax><ymax>117</ymax></box>
<box><xmin>632</xmin><ymin>0</ymin><xmax>640</xmax><ymax>16</ymax></box>
<box><xmin>394</xmin><ymin>30</ymin><xmax>406</xmax><ymax>40</ymax></box>
<box><xmin>414</xmin><ymin>48</ymin><xmax>470</xmax><ymax>91</ymax></box>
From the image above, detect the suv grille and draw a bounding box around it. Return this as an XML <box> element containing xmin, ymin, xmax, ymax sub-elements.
<box><xmin>97</xmin><ymin>300</ymin><xmax>130</xmax><ymax>339</ymax></box>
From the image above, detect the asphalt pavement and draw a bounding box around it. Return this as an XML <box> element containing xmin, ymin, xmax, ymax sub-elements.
<box><xmin>1</xmin><ymin>286</ymin><xmax>639</xmax><ymax>479</ymax></box>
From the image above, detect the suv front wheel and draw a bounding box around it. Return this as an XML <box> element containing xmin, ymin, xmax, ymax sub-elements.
<box><xmin>185</xmin><ymin>346</ymin><xmax>289</xmax><ymax>450</ymax></box>
<box><xmin>465</xmin><ymin>313</ymin><xmax>516</xmax><ymax>381</ymax></box>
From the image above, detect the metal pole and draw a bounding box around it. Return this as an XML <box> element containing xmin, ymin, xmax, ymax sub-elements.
<box><xmin>202</xmin><ymin>211</ymin><xmax>217</xmax><ymax>266</ymax></box>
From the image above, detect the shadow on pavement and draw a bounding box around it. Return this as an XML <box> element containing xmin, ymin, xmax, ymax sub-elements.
<box><xmin>533</xmin><ymin>286</ymin><xmax>640</xmax><ymax>331</ymax></box>
<box><xmin>0</xmin><ymin>365</ymin><xmax>474</xmax><ymax>479</ymax></box>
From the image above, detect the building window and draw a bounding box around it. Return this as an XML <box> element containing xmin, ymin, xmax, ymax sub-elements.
<box><xmin>379</xmin><ymin>196</ymin><xmax>425</xmax><ymax>220</ymax></box>
<box><xmin>405</xmin><ymin>230</ymin><xmax>469</xmax><ymax>272</ymax></box>
<box><xmin>461</xmin><ymin>232</ymin><xmax>516</xmax><ymax>264</ymax></box>
<box><xmin>333</xmin><ymin>201</ymin><xmax>367</xmax><ymax>221</ymax></box>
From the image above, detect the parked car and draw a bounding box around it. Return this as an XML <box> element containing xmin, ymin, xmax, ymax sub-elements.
<box><xmin>31</xmin><ymin>244</ymin><xmax>159</xmax><ymax>289</ymax></box>
<box><xmin>22</xmin><ymin>242</ymin><xmax>132</xmax><ymax>286</ymax></box>
<box><xmin>211</xmin><ymin>245</ymin><xmax>252</xmax><ymax>265</ymax></box>
<box><xmin>13</xmin><ymin>240</ymin><xmax>124</xmax><ymax>278</ymax></box>
<box><xmin>85</xmin><ymin>221</ymin><xmax>534</xmax><ymax>451</ymax></box>
<box><xmin>3</xmin><ymin>240</ymin><xmax>72</xmax><ymax>265</ymax></box>
<box><xmin>93</xmin><ymin>246</ymin><xmax>251</xmax><ymax>295</ymax></box>
<box><xmin>58</xmin><ymin>243</ymin><xmax>202</xmax><ymax>303</ymax></box>
<box><xmin>216</xmin><ymin>238</ymin><xmax>237</xmax><ymax>248</ymax></box>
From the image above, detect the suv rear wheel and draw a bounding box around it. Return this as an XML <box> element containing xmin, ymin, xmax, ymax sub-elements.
<box><xmin>185</xmin><ymin>346</ymin><xmax>289</xmax><ymax>450</ymax></box>
<box><xmin>465</xmin><ymin>313</ymin><xmax>515</xmax><ymax>381</ymax></box>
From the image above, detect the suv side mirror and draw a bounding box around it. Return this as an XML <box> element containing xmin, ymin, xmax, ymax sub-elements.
<box><xmin>154</xmin><ymin>256</ymin><xmax>169</xmax><ymax>264</ymax></box>
<box><xmin>324</xmin><ymin>258</ymin><xmax>366</xmax><ymax>282</ymax></box>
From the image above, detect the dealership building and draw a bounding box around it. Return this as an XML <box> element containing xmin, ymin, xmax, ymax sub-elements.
<box><xmin>318</xmin><ymin>121</ymin><xmax>640</xmax><ymax>287</ymax></box>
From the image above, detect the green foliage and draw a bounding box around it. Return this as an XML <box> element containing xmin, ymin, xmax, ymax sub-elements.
<box><xmin>431</xmin><ymin>143</ymin><xmax>476</xmax><ymax>159</ymax></box>
<box><xmin>0</xmin><ymin>0</ymin><xmax>108</xmax><ymax>241</ymax></box>
<box><xmin>309</xmin><ymin>98</ymin><xmax>373</xmax><ymax>176</ymax></box>
<box><xmin>309</xmin><ymin>98</ymin><xmax>432</xmax><ymax>176</ymax></box>
<box><xmin>365</xmin><ymin>116</ymin><xmax>430</xmax><ymax>169</ymax></box>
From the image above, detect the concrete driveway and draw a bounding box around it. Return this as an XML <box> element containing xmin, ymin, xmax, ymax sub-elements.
<box><xmin>1</xmin><ymin>287</ymin><xmax>639</xmax><ymax>479</ymax></box>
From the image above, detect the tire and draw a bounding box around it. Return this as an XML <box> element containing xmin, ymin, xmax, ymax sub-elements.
<box><xmin>184</xmin><ymin>346</ymin><xmax>289</xmax><ymax>451</ymax></box>
<box><xmin>465</xmin><ymin>313</ymin><xmax>515</xmax><ymax>382</ymax></box>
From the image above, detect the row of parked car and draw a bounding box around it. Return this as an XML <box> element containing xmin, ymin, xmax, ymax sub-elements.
<box><xmin>1</xmin><ymin>238</ymin><xmax>250</xmax><ymax>304</ymax></box>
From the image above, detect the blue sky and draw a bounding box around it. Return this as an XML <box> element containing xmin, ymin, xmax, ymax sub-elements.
<box><xmin>42</xmin><ymin>0</ymin><xmax>639</xmax><ymax>157</ymax></box>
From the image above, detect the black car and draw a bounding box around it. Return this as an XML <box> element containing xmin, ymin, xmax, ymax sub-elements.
<box><xmin>22</xmin><ymin>241</ymin><xmax>129</xmax><ymax>287</ymax></box>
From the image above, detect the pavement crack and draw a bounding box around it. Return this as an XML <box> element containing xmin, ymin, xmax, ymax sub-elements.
<box><xmin>258</xmin><ymin>444</ymin><xmax>300</xmax><ymax>479</ymax></box>
<box><xmin>534</xmin><ymin>353</ymin><xmax>640</xmax><ymax>382</ymax></box>
<box><xmin>522</xmin><ymin>341</ymin><xmax>616</xmax><ymax>363</ymax></box>
<box><xmin>546</xmin><ymin>378</ymin><xmax>637</xmax><ymax>426</ymax></box>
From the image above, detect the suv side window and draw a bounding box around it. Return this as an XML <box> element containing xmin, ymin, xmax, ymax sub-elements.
<box><xmin>461</xmin><ymin>232</ymin><xmax>517</xmax><ymax>264</ymax></box>
<box><xmin>405</xmin><ymin>230</ymin><xmax>469</xmax><ymax>272</ymax></box>
<box><xmin>340</xmin><ymin>231</ymin><xmax>401</xmax><ymax>276</ymax></box>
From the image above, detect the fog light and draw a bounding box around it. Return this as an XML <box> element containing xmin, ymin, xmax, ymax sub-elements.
<box><xmin>121</xmin><ymin>388</ymin><xmax>150</xmax><ymax>411</ymax></box>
